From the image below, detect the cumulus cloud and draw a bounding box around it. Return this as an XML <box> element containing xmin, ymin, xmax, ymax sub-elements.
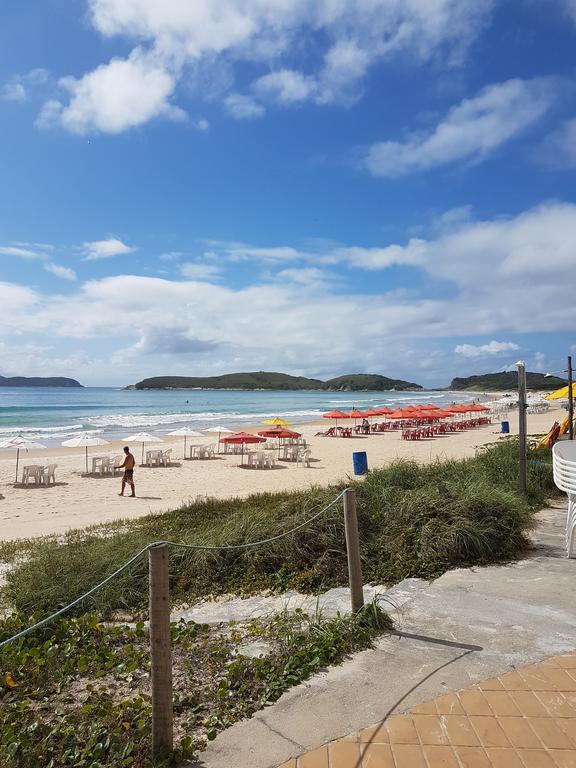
<box><xmin>44</xmin><ymin>263</ymin><xmax>77</xmax><ymax>281</ymax></box>
<box><xmin>363</xmin><ymin>78</ymin><xmax>557</xmax><ymax>176</ymax></box>
<box><xmin>539</xmin><ymin>117</ymin><xmax>576</xmax><ymax>169</ymax></box>
<box><xmin>44</xmin><ymin>0</ymin><xmax>495</xmax><ymax>132</ymax></box>
<box><xmin>455</xmin><ymin>341</ymin><xmax>520</xmax><ymax>357</ymax></box>
<box><xmin>82</xmin><ymin>237</ymin><xmax>135</xmax><ymax>260</ymax></box>
<box><xmin>1</xmin><ymin>68</ymin><xmax>49</xmax><ymax>102</ymax></box>
<box><xmin>180</xmin><ymin>262</ymin><xmax>222</xmax><ymax>280</ymax></box>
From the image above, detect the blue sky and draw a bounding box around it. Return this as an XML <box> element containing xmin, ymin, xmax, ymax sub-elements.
<box><xmin>1</xmin><ymin>0</ymin><xmax>575</xmax><ymax>387</ymax></box>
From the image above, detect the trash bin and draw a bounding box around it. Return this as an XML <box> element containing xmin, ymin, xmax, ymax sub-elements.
<box><xmin>352</xmin><ymin>451</ymin><xmax>368</xmax><ymax>475</ymax></box>
<box><xmin>501</xmin><ymin>420</ymin><xmax>510</xmax><ymax>434</ymax></box>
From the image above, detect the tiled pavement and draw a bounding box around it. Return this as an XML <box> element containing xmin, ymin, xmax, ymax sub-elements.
<box><xmin>278</xmin><ymin>652</ymin><xmax>576</xmax><ymax>768</ymax></box>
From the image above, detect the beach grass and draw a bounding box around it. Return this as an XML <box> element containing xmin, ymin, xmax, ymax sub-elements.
<box><xmin>0</xmin><ymin>439</ymin><xmax>555</xmax><ymax>620</ymax></box>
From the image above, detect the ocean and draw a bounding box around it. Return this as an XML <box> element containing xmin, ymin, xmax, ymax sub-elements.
<box><xmin>0</xmin><ymin>387</ymin><xmax>478</xmax><ymax>446</ymax></box>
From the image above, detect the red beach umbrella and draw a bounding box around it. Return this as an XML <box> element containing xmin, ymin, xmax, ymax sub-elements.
<box><xmin>375</xmin><ymin>406</ymin><xmax>393</xmax><ymax>415</ymax></box>
<box><xmin>347</xmin><ymin>409</ymin><xmax>365</xmax><ymax>418</ymax></box>
<box><xmin>220</xmin><ymin>432</ymin><xmax>266</xmax><ymax>465</ymax></box>
<box><xmin>323</xmin><ymin>409</ymin><xmax>348</xmax><ymax>429</ymax></box>
<box><xmin>388</xmin><ymin>409</ymin><xmax>415</xmax><ymax>419</ymax></box>
<box><xmin>257</xmin><ymin>428</ymin><xmax>301</xmax><ymax>439</ymax></box>
<box><xmin>363</xmin><ymin>409</ymin><xmax>382</xmax><ymax>417</ymax></box>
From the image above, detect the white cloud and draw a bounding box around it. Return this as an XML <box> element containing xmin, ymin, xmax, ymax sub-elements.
<box><xmin>44</xmin><ymin>263</ymin><xmax>77</xmax><ymax>281</ymax></box>
<box><xmin>159</xmin><ymin>251</ymin><xmax>182</xmax><ymax>261</ymax></box>
<box><xmin>82</xmin><ymin>237</ymin><xmax>135</xmax><ymax>260</ymax></box>
<box><xmin>1</xmin><ymin>82</ymin><xmax>26</xmax><ymax>103</ymax></box>
<box><xmin>192</xmin><ymin>117</ymin><xmax>210</xmax><ymax>132</ymax></box>
<box><xmin>180</xmin><ymin>262</ymin><xmax>222</xmax><ymax>280</ymax></box>
<box><xmin>35</xmin><ymin>100</ymin><xmax>63</xmax><ymax>130</ymax></box>
<box><xmin>1</xmin><ymin>68</ymin><xmax>50</xmax><ymax>102</ymax></box>
<box><xmin>56</xmin><ymin>49</ymin><xmax>184</xmax><ymax>134</ymax></box>
<box><xmin>539</xmin><ymin>117</ymin><xmax>576</xmax><ymax>169</ymax></box>
<box><xmin>205</xmin><ymin>240</ymin><xmax>304</xmax><ymax>261</ymax></box>
<box><xmin>363</xmin><ymin>78</ymin><xmax>556</xmax><ymax>176</ymax></box>
<box><xmin>45</xmin><ymin>0</ymin><xmax>495</xmax><ymax>132</ymax></box>
<box><xmin>224</xmin><ymin>94</ymin><xmax>264</xmax><ymax>119</ymax></box>
<box><xmin>455</xmin><ymin>340</ymin><xmax>520</xmax><ymax>358</ymax></box>
<box><xmin>0</xmin><ymin>245</ymin><xmax>46</xmax><ymax>259</ymax></box>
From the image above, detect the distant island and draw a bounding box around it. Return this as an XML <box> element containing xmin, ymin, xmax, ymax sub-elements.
<box><xmin>449</xmin><ymin>372</ymin><xmax>566</xmax><ymax>391</ymax></box>
<box><xmin>132</xmin><ymin>371</ymin><xmax>423</xmax><ymax>391</ymax></box>
<box><xmin>0</xmin><ymin>375</ymin><xmax>83</xmax><ymax>388</ymax></box>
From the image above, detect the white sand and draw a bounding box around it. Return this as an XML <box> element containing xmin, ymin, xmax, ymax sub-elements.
<box><xmin>0</xmin><ymin>406</ymin><xmax>563</xmax><ymax>541</ymax></box>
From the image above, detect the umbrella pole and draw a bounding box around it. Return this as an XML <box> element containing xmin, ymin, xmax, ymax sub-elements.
<box><xmin>15</xmin><ymin>448</ymin><xmax>19</xmax><ymax>484</ymax></box>
<box><xmin>85</xmin><ymin>446</ymin><xmax>88</xmax><ymax>474</ymax></box>
<box><xmin>218</xmin><ymin>430</ymin><xmax>221</xmax><ymax>454</ymax></box>
<box><xmin>142</xmin><ymin>442</ymin><xmax>145</xmax><ymax>465</ymax></box>
<box><xmin>184</xmin><ymin>435</ymin><xmax>187</xmax><ymax>460</ymax></box>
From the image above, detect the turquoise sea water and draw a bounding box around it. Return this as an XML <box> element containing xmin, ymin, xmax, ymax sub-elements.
<box><xmin>0</xmin><ymin>387</ymin><xmax>477</xmax><ymax>446</ymax></box>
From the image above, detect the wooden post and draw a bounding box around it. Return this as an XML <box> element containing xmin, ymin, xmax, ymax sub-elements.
<box><xmin>517</xmin><ymin>361</ymin><xmax>527</xmax><ymax>495</ymax></box>
<box><xmin>343</xmin><ymin>488</ymin><xmax>364</xmax><ymax>612</ymax></box>
<box><xmin>149</xmin><ymin>543</ymin><xmax>173</xmax><ymax>756</ymax></box>
<box><xmin>568</xmin><ymin>355</ymin><xmax>574</xmax><ymax>441</ymax></box>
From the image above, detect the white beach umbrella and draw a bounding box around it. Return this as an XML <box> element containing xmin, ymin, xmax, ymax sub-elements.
<box><xmin>61</xmin><ymin>431</ymin><xmax>110</xmax><ymax>473</ymax></box>
<box><xmin>204</xmin><ymin>426</ymin><xmax>233</xmax><ymax>453</ymax></box>
<box><xmin>166</xmin><ymin>427</ymin><xmax>203</xmax><ymax>457</ymax></box>
<box><xmin>0</xmin><ymin>434</ymin><xmax>47</xmax><ymax>483</ymax></box>
<box><xmin>124</xmin><ymin>432</ymin><xmax>163</xmax><ymax>464</ymax></box>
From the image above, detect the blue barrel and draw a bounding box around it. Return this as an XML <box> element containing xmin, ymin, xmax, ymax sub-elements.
<box><xmin>352</xmin><ymin>451</ymin><xmax>368</xmax><ymax>475</ymax></box>
<box><xmin>501</xmin><ymin>420</ymin><xmax>510</xmax><ymax>434</ymax></box>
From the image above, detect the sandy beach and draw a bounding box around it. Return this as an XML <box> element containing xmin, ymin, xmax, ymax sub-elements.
<box><xmin>0</xmin><ymin>405</ymin><xmax>563</xmax><ymax>541</ymax></box>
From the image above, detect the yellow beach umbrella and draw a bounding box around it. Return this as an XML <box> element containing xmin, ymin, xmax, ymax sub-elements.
<box><xmin>262</xmin><ymin>417</ymin><xmax>291</xmax><ymax>426</ymax></box>
<box><xmin>545</xmin><ymin>384</ymin><xmax>576</xmax><ymax>400</ymax></box>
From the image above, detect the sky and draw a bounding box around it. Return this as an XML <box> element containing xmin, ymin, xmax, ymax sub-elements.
<box><xmin>1</xmin><ymin>0</ymin><xmax>576</xmax><ymax>388</ymax></box>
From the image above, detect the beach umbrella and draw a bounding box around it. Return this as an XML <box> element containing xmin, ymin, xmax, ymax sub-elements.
<box><xmin>166</xmin><ymin>426</ymin><xmax>203</xmax><ymax>457</ymax></box>
<box><xmin>124</xmin><ymin>432</ymin><xmax>163</xmax><ymax>464</ymax></box>
<box><xmin>204</xmin><ymin>425</ymin><xmax>233</xmax><ymax>453</ymax></box>
<box><xmin>220</xmin><ymin>432</ymin><xmax>265</xmax><ymax>465</ymax></box>
<box><xmin>0</xmin><ymin>434</ymin><xmax>47</xmax><ymax>483</ymax></box>
<box><xmin>258</xmin><ymin>427</ymin><xmax>301</xmax><ymax>453</ymax></box>
<box><xmin>323</xmin><ymin>409</ymin><xmax>348</xmax><ymax>429</ymax></box>
<box><xmin>546</xmin><ymin>384</ymin><xmax>576</xmax><ymax>400</ymax></box>
<box><xmin>388</xmin><ymin>409</ymin><xmax>416</xmax><ymax>419</ymax></box>
<box><xmin>262</xmin><ymin>417</ymin><xmax>292</xmax><ymax>427</ymax></box>
<box><xmin>61</xmin><ymin>431</ymin><xmax>110</xmax><ymax>473</ymax></box>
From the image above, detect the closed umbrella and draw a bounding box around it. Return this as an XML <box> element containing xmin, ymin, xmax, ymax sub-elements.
<box><xmin>124</xmin><ymin>432</ymin><xmax>162</xmax><ymax>465</ymax></box>
<box><xmin>220</xmin><ymin>432</ymin><xmax>265</xmax><ymax>465</ymax></box>
<box><xmin>0</xmin><ymin>435</ymin><xmax>47</xmax><ymax>483</ymax></box>
<box><xmin>166</xmin><ymin>427</ymin><xmax>203</xmax><ymax>457</ymax></box>
<box><xmin>61</xmin><ymin>431</ymin><xmax>110</xmax><ymax>473</ymax></box>
<box><xmin>204</xmin><ymin>425</ymin><xmax>233</xmax><ymax>453</ymax></box>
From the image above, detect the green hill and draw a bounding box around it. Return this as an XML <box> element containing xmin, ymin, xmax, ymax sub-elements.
<box><xmin>449</xmin><ymin>372</ymin><xmax>567</xmax><ymax>391</ymax></box>
<box><xmin>133</xmin><ymin>371</ymin><xmax>421</xmax><ymax>391</ymax></box>
<box><xmin>0</xmin><ymin>376</ymin><xmax>83</xmax><ymax>388</ymax></box>
<box><xmin>322</xmin><ymin>373</ymin><xmax>422</xmax><ymax>391</ymax></box>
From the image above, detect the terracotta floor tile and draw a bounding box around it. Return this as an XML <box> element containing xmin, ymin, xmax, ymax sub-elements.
<box><xmin>435</xmin><ymin>693</ymin><xmax>466</xmax><ymax>715</ymax></box>
<box><xmin>555</xmin><ymin>719</ymin><xmax>576</xmax><ymax>747</ymax></box>
<box><xmin>278</xmin><ymin>761</ymin><xmax>296</xmax><ymax>768</ymax></box>
<box><xmin>421</xmin><ymin>745</ymin><xmax>460</xmax><ymax>767</ymax></box>
<box><xmin>510</xmin><ymin>692</ymin><xmax>552</xmax><ymax>718</ymax></box>
<box><xmin>389</xmin><ymin>744</ymin><xmax>427</xmax><ymax>767</ymax></box>
<box><xmin>385</xmin><ymin>715</ymin><xmax>419</xmax><ymax>744</ymax></box>
<box><xmin>516</xmin><ymin>749</ymin><xmax>558</xmax><ymax>768</ymax></box>
<box><xmin>359</xmin><ymin>724</ymin><xmax>388</xmax><ymax>743</ymax></box>
<box><xmin>499</xmin><ymin>671</ymin><xmax>532</xmax><ymax>691</ymax></box>
<box><xmin>453</xmin><ymin>746</ymin><xmax>493</xmax><ymax>767</ymax></box>
<box><xmin>468</xmin><ymin>716</ymin><xmax>511</xmax><ymax>747</ymax></box>
<box><xmin>458</xmin><ymin>690</ymin><xmax>494</xmax><ymax>716</ymax></box>
<box><xmin>360</xmin><ymin>743</ymin><xmax>395</xmax><ymax>768</ymax></box>
<box><xmin>478</xmin><ymin>678</ymin><xmax>505</xmax><ymax>691</ymax></box>
<box><xmin>298</xmin><ymin>746</ymin><xmax>329</xmax><ymax>768</ymax></box>
<box><xmin>553</xmin><ymin>656</ymin><xmax>576</xmax><ymax>670</ymax></box>
<box><xmin>411</xmin><ymin>699</ymin><xmax>438</xmax><ymax>715</ymax></box>
<box><xmin>549</xmin><ymin>750</ymin><xmax>576</xmax><ymax>768</ymax></box>
<box><xmin>484</xmin><ymin>748</ymin><xmax>526</xmax><ymax>768</ymax></box>
<box><xmin>517</xmin><ymin>667</ymin><xmax>557</xmax><ymax>692</ymax></box>
<box><xmin>542</xmin><ymin>670</ymin><xmax>576</xmax><ymax>693</ymax></box>
<box><xmin>330</xmin><ymin>741</ymin><xmax>361</xmax><ymax>768</ymax></box>
<box><xmin>482</xmin><ymin>691</ymin><xmax>523</xmax><ymax>717</ymax></box>
<box><xmin>498</xmin><ymin>717</ymin><xmax>544</xmax><ymax>749</ymax></box>
<box><xmin>411</xmin><ymin>714</ymin><xmax>449</xmax><ymax>745</ymax></box>
<box><xmin>527</xmin><ymin>719</ymin><xmax>574</xmax><ymax>749</ymax></box>
<box><xmin>537</xmin><ymin>693</ymin><xmax>576</xmax><ymax>718</ymax></box>
<box><xmin>441</xmin><ymin>715</ymin><xmax>480</xmax><ymax>746</ymax></box>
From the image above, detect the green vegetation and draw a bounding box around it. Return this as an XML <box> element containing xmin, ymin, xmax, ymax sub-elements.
<box><xmin>449</xmin><ymin>371</ymin><xmax>566</xmax><ymax>391</ymax></box>
<box><xmin>0</xmin><ymin>606</ymin><xmax>389</xmax><ymax>767</ymax></box>
<box><xmin>0</xmin><ymin>376</ymin><xmax>82</xmax><ymax>388</ymax></box>
<box><xmin>0</xmin><ymin>441</ymin><xmax>553</xmax><ymax>620</ymax></box>
<box><xmin>132</xmin><ymin>370</ymin><xmax>422</xmax><ymax>390</ymax></box>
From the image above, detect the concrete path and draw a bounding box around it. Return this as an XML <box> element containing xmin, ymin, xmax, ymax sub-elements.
<box><xmin>189</xmin><ymin>502</ymin><xmax>575</xmax><ymax>768</ymax></box>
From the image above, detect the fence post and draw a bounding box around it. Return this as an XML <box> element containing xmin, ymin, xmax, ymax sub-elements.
<box><xmin>517</xmin><ymin>361</ymin><xmax>527</xmax><ymax>495</ymax></box>
<box><xmin>149</xmin><ymin>543</ymin><xmax>173</xmax><ymax>757</ymax></box>
<box><xmin>343</xmin><ymin>488</ymin><xmax>364</xmax><ymax>612</ymax></box>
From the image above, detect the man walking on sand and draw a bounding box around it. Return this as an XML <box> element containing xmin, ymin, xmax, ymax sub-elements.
<box><xmin>118</xmin><ymin>446</ymin><xmax>136</xmax><ymax>497</ymax></box>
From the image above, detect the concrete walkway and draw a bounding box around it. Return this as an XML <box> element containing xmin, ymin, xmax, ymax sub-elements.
<box><xmin>190</xmin><ymin>502</ymin><xmax>576</xmax><ymax>768</ymax></box>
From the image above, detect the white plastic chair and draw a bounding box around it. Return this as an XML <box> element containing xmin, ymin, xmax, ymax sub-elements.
<box><xmin>42</xmin><ymin>464</ymin><xmax>58</xmax><ymax>485</ymax></box>
<box><xmin>161</xmin><ymin>449</ymin><xmax>172</xmax><ymax>466</ymax></box>
<box><xmin>552</xmin><ymin>441</ymin><xmax>576</xmax><ymax>558</ymax></box>
<box><xmin>296</xmin><ymin>449</ymin><xmax>311</xmax><ymax>467</ymax></box>
<box><xmin>112</xmin><ymin>455</ymin><xmax>124</xmax><ymax>474</ymax></box>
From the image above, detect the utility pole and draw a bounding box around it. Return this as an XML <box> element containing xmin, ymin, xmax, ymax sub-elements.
<box><xmin>517</xmin><ymin>361</ymin><xmax>527</xmax><ymax>494</ymax></box>
<box><xmin>568</xmin><ymin>355</ymin><xmax>574</xmax><ymax>441</ymax></box>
